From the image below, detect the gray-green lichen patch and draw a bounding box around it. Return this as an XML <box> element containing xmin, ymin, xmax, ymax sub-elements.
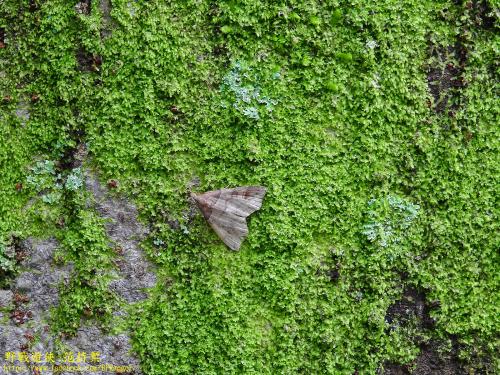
<box><xmin>220</xmin><ymin>61</ymin><xmax>278</xmax><ymax>120</ymax></box>
<box><xmin>362</xmin><ymin>194</ymin><xmax>420</xmax><ymax>249</ymax></box>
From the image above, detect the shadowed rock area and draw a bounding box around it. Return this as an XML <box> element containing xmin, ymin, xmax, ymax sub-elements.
<box><xmin>382</xmin><ymin>341</ymin><xmax>468</xmax><ymax>375</ymax></box>
<box><xmin>381</xmin><ymin>287</ymin><xmax>469</xmax><ymax>375</ymax></box>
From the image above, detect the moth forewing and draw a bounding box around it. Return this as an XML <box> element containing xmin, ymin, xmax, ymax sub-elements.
<box><xmin>192</xmin><ymin>186</ymin><xmax>266</xmax><ymax>250</ymax></box>
<box><xmin>208</xmin><ymin>213</ymin><xmax>248</xmax><ymax>251</ymax></box>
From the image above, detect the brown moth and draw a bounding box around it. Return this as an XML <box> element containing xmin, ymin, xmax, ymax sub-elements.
<box><xmin>191</xmin><ymin>186</ymin><xmax>267</xmax><ymax>251</ymax></box>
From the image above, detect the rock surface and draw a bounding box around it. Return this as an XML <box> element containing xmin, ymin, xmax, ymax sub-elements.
<box><xmin>0</xmin><ymin>168</ymin><xmax>157</xmax><ymax>375</ymax></box>
<box><xmin>85</xmin><ymin>170</ymin><xmax>157</xmax><ymax>304</ymax></box>
<box><xmin>0</xmin><ymin>238</ymin><xmax>71</xmax><ymax>375</ymax></box>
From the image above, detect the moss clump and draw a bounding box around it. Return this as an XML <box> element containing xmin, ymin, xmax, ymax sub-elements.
<box><xmin>1</xmin><ymin>0</ymin><xmax>498</xmax><ymax>373</ymax></box>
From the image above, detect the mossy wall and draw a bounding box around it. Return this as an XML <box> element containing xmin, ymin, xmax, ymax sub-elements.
<box><xmin>1</xmin><ymin>1</ymin><xmax>498</xmax><ymax>373</ymax></box>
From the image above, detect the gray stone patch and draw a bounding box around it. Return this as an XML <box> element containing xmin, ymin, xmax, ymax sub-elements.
<box><xmin>0</xmin><ymin>290</ymin><xmax>12</xmax><ymax>308</ymax></box>
<box><xmin>0</xmin><ymin>290</ymin><xmax>13</xmax><ymax>321</ymax></box>
<box><xmin>61</xmin><ymin>326</ymin><xmax>141</xmax><ymax>372</ymax></box>
<box><xmin>15</xmin><ymin>100</ymin><xmax>30</xmax><ymax>127</ymax></box>
<box><xmin>0</xmin><ymin>238</ymin><xmax>70</xmax><ymax>375</ymax></box>
<box><xmin>85</xmin><ymin>170</ymin><xmax>157</xmax><ymax>303</ymax></box>
<box><xmin>100</xmin><ymin>0</ymin><xmax>115</xmax><ymax>40</ymax></box>
<box><xmin>14</xmin><ymin>238</ymin><xmax>73</xmax><ymax>309</ymax></box>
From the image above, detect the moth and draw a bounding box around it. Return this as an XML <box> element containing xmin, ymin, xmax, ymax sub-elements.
<box><xmin>191</xmin><ymin>186</ymin><xmax>267</xmax><ymax>251</ymax></box>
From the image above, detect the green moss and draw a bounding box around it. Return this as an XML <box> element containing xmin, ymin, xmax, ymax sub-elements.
<box><xmin>331</xmin><ymin>9</ymin><xmax>343</xmax><ymax>25</ymax></box>
<box><xmin>1</xmin><ymin>0</ymin><xmax>498</xmax><ymax>373</ymax></box>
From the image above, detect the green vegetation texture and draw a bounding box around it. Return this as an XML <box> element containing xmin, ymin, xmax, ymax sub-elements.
<box><xmin>0</xmin><ymin>0</ymin><xmax>498</xmax><ymax>373</ymax></box>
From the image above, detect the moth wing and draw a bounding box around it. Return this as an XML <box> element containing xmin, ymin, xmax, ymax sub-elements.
<box><xmin>193</xmin><ymin>186</ymin><xmax>266</xmax><ymax>250</ymax></box>
<box><xmin>210</xmin><ymin>186</ymin><xmax>267</xmax><ymax>217</ymax></box>
<box><xmin>207</xmin><ymin>211</ymin><xmax>249</xmax><ymax>251</ymax></box>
